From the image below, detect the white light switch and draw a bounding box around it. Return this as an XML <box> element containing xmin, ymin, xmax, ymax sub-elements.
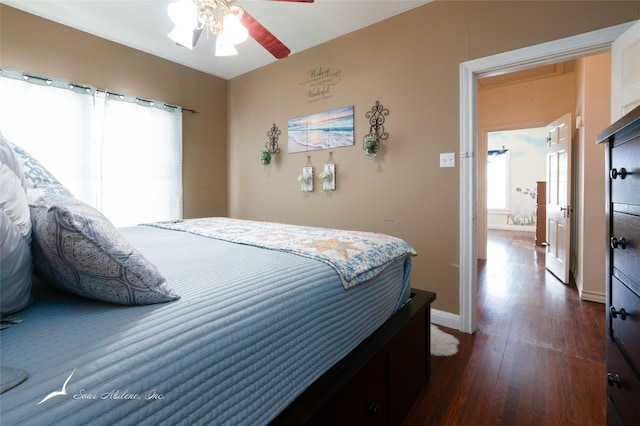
<box><xmin>440</xmin><ymin>152</ymin><xmax>455</xmax><ymax>168</ymax></box>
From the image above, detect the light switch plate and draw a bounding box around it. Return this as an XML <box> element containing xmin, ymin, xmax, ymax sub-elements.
<box><xmin>440</xmin><ymin>152</ymin><xmax>455</xmax><ymax>168</ymax></box>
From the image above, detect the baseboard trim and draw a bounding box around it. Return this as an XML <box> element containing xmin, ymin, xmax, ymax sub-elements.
<box><xmin>488</xmin><ymin>225</ymin><xmax>535</xmax><ymax>233</ymax></box>
<box><xmin>579</xmin><ymin>289</ymin><xmax>606</xmax><ymax>304</ymax></box>
<box><xmin>431</xmin><ymin>308</ymin><xmax>462</xmax><ymax>332</ymax></box>
<box><xmin>431</xmin><ymin>292</ymin><xmax>605</xmax><ymax>332</ymax></box>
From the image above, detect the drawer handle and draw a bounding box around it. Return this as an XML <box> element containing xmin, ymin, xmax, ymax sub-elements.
<box><xmin>610</xmin><ymin>306</ymin><xmax>627</xmax><ymax>320</ymax></box>
<box><xmin>366</xmin><ymin>402</ymin><xmax>380</xmax><ymax>415</ymax></box>
<box><xmin>607</xmin><ymin>372</ymin><xmax>622</xmax><ymax>388</ymax></box>
<box><xmin>610</xmin><ymin>168</ymin><xmax>629</xmax><ymax>179</ymax></box>
<box><xmin>610</xmin><ymin>237</ymin><xmax>628</xmax><ymax>250</ymax></box>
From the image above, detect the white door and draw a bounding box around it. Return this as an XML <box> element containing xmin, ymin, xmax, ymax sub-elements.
<box><xmin>611</xmin><ymin>20</ymin><xmax>640</xmax><ymax>121</ymax></box>
<box><xmin>545</xmin><ymin>113</ymin><xmax>572</xmax><ymax>283</ymax></box>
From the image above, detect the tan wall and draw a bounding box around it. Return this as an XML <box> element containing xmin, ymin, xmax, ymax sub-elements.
<box><xmin>0</xmin><ymin>5</ymin><xmax>229</xmax><ymax>220</ymax></box>
<box><xmin>478</xmin><ymin>74</ymin><xmax>578</xmax><ymax>129</ymax></box>
<box><xmin>228</xmin><ymin>1</ymin><xmax>639</xmax><ymax>315</ymax></box>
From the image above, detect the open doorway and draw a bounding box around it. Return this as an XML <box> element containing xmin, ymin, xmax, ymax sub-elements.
<box><xmin>458</xmin><ymin>22</ymin><xmax>635</xmax><ymax>334</ymax></box>
<box><xmin>483</xmin><ymin>127</ymin><xmax>547</xmax><ymax>244</ymax></box>
<box><xmin>475</xmin><ymin>60</ymin><xmax>577</xmax><ymax>262</ymax></box>
<box><xmin>476</xmin><ymin>63</ymin><xmax>579</xmax><ymax>292</ymax></box>
<box><xmin>481</xmin><ymin>126</ymin><xmax>549</xmax><ymax>295</ymax></box>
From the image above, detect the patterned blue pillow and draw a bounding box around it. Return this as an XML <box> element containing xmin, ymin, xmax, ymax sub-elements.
<box><xmin>8</xmin><ymin>142</ymin><xmax>74</xmax><ymax>200</ymax></box>
<box><xmin>30</xmin><ymin>195</ymin><xmax>179</xmax><ymax>305</ymax></box>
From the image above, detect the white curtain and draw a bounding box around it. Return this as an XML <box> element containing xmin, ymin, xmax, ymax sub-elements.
<box><xmin>0</xmin><ymin>68</ymin><xmax>183</xmax><ymax>227</ymax></box>
<box><xmin>99</xmin><ymin>93</ymin><xmax>183</xmax><ymax>226</ymax></box>
<box><xmin>0</xmin><ymin>70</ymin><xmax>98</xmax><ymax>204</ymax></box>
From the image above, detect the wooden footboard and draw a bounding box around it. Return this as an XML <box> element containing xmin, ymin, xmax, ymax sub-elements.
<box><xmin>271</xmin><ymin>289</ymin><xmax>437</xmax><ymax>425</ymax></box>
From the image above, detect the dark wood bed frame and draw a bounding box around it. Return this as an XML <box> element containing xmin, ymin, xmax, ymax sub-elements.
<box><xmin>271</xmin><ymin>289</ymin><xmax>436</xmax><ymax>425</ymax></box>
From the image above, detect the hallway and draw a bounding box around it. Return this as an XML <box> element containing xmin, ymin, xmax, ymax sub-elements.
<box><xmin>404</xmin><ymin>230</ymin><xmax>606</xmax><ymax>425</ymax></box>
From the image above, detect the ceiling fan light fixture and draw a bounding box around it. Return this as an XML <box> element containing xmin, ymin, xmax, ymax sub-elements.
<box><xmin>168</xmin><ymin>0</ymin><xmax>197</xmax><ymax>28</ymax></box>
<box><xmin>222</xmin><ymin>9</ymin><xmax>248</xmax><ymax>45</ymax></box>
<box><xmin>215</xmin><ymin>34</ymin><xmax>238</xmax><ymax>56</ymax></box>
<box><xmin>168</xmin><ymin>25</ymin><xmax>196</xmax><ymax>48</ymax></box>
<box><xmin>167</xmin><ymin>0</ymin><xmax>310</xmax><ymax>59</ymax></box>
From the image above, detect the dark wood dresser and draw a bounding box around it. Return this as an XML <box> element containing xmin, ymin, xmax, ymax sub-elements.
<box><xmin>597</xmin><ymin>104</ymin><xmax>640</xmax><ymax>425</ymax></box>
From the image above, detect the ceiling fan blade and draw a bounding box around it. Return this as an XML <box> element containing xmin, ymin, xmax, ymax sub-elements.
<box><xmin>240</xmin><ymin>10</ymin><xmax>291</xmax><ymax>59</ymax></box>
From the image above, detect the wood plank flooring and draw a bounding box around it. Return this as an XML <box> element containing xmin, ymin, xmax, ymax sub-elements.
<box><xmin>403</xmin><ymin>230</ymin><xmax>606</xmax><ymax>426</ymax></box>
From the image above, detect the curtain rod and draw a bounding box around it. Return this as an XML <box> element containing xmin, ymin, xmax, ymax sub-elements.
<box><xmin>4</xmin><ymin>69</ymin><xmax>199</xmax><ymax>114</ymax></box>
<box><xmin>103</xmin><ymin>90</ymin><xmax>199</xmax><ymax>114</ymax></box>
<box><xmin>94</xmin><ymin>88</ymin><xmax>198</xmax><ymax>114</ymax></box>
<box><xmin>21</xmin><ymin>73</ymin><xmax>52</xmax><ymax>85</ymax></box>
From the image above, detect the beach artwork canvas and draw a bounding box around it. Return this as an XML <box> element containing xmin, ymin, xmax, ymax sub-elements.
<box><xmin>288</xmin><ymin>105</ymin><xmax>354</xmax><ymax>153</ymax></box>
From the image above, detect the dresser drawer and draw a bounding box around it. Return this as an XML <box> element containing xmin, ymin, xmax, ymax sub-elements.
<box><xmin>610</xmin><ymin>138</ymin><xmax>640</xmax><ymax>206</ymax></box>
<box><xmin>607</xmin><ymin>339</ymin><xmax>640</xmax><ymax>426</ymax></box>
<box><xmin>610</xmin><ymin>275</ymin><xmax>640</xmax><ymax>374</ymax></box>
<box><xmin>611</xmin><ymin>208</ymin><xmax>640</xmax><ymax>290</ymax></box>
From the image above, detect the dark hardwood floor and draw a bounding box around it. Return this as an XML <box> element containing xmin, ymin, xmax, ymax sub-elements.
<box><xmin>403</xmin><ymin>230</ymin><xmax>606</xmax><ymax>426</ymax></box>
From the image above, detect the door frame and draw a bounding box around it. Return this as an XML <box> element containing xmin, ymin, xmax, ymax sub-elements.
<box><xmin>458</xmin><ymin>21</ymin><xmax>636</xmax><ymax>334</ymax></box>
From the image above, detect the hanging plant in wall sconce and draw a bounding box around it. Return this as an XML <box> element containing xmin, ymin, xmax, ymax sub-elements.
<box><xmin>260</xmin><ymin>148</ymin><xmax>272</xmax><ymax>167</ymax></box>
<box><xmin>363</xmin><ymin>100</ymin><xmax>389</xmax><ymax>161</ymax></box>
<box><xmin>261</xmin><ymin>123</ymin><xmax>281</xmax><ymax>167</ymax></box>
<box><xmin>297</xmin><ymin>156</ymin><xmax>314</xmax><ymax>192</ymax></box>
<box><xmin>318</xmin><ymin>151</ymin><xmax>336</xmax><ymax>191</ymax></box>
<box><xmin>364</xmin><ymin>135</ymin><xmax>379</xmax><ymax>158</ymax></box>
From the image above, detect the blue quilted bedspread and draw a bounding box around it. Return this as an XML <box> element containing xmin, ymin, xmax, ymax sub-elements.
<box><xmin>0</xmin><ymin>224</ymin><xmax>413</xmax><ymax>425</ymax></box>
<box><xmin>146</xmin><ymin>217</ymin><xmax>416</xmax><ymax>289</ymax></box>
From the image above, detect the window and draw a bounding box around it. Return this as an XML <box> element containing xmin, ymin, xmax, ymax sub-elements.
<box><xmin>486</xmin><ymin>127</ymin><xmax>547</xmax><ymax>219</ymax></box>
<box><xmin>98</xmin><ymin>92</ymin><xmax>183</xmax><ymax>226</ymax></box>
<box><xmin>0</xmin><ymin>68</ymin><xmax>182</xmax><ymax>227</ymax></box>
<box><xmin>487</xmin><ymin>147</ymin><xmax>509</xmax><ymax>210</ymax></box>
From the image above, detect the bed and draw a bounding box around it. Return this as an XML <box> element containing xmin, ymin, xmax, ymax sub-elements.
<box><xmin>0</xmin><ymin>134</ymin><xmax>436</xmax><ymax>425</ymax></box>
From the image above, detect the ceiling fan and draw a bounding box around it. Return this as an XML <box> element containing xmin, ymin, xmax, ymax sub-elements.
<box><xmin>168</xmin><ymin>0</ymin><xmax>314</xmax><ymax>58</ymax></box>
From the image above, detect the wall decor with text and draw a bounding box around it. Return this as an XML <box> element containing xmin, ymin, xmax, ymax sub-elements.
<box><xmin>299</xmin><ymin>67</ymin><xmax>342</xmax><ymax>104</ymax></box>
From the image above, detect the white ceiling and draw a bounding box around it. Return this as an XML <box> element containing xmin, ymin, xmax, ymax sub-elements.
<box><xmin>2</xmin><ymin>0</ymin><xmax>431</xmax><ymax>80</ymax></box>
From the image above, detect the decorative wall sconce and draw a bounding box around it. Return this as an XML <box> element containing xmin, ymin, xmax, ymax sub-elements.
<box><xmin>363</xmin><ymin>100</ymin><xmax>390</xmax><ymax>160</ymax></box>
<box><xmin>318</xmin><ymin>151</ymin><xmax>336</xmax><ymax>191</ymax></box>
<box><xmin>297</xmin><ymin>156</ymin><xmax>314</xmax><ymax>192</ymax></box>
<box><xmin>261</xmin><ymin>123</ymin><xmax>281</xmax><ymax>166</ymax></box>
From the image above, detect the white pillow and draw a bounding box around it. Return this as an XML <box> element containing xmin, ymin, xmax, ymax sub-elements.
<box><xmin>0</xmin><ymin>133</ymin><xmax>32</xmax><ymax>315</ymax></box>
<box><xmin>0</xmin><ymin>210</ymin><xmax>32</xmax><ymax>315</ymax></box>
<box><xmin>0</xmin><ymin>165</ymin><xmax>30</xmax><ymax>237</ymax></box>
